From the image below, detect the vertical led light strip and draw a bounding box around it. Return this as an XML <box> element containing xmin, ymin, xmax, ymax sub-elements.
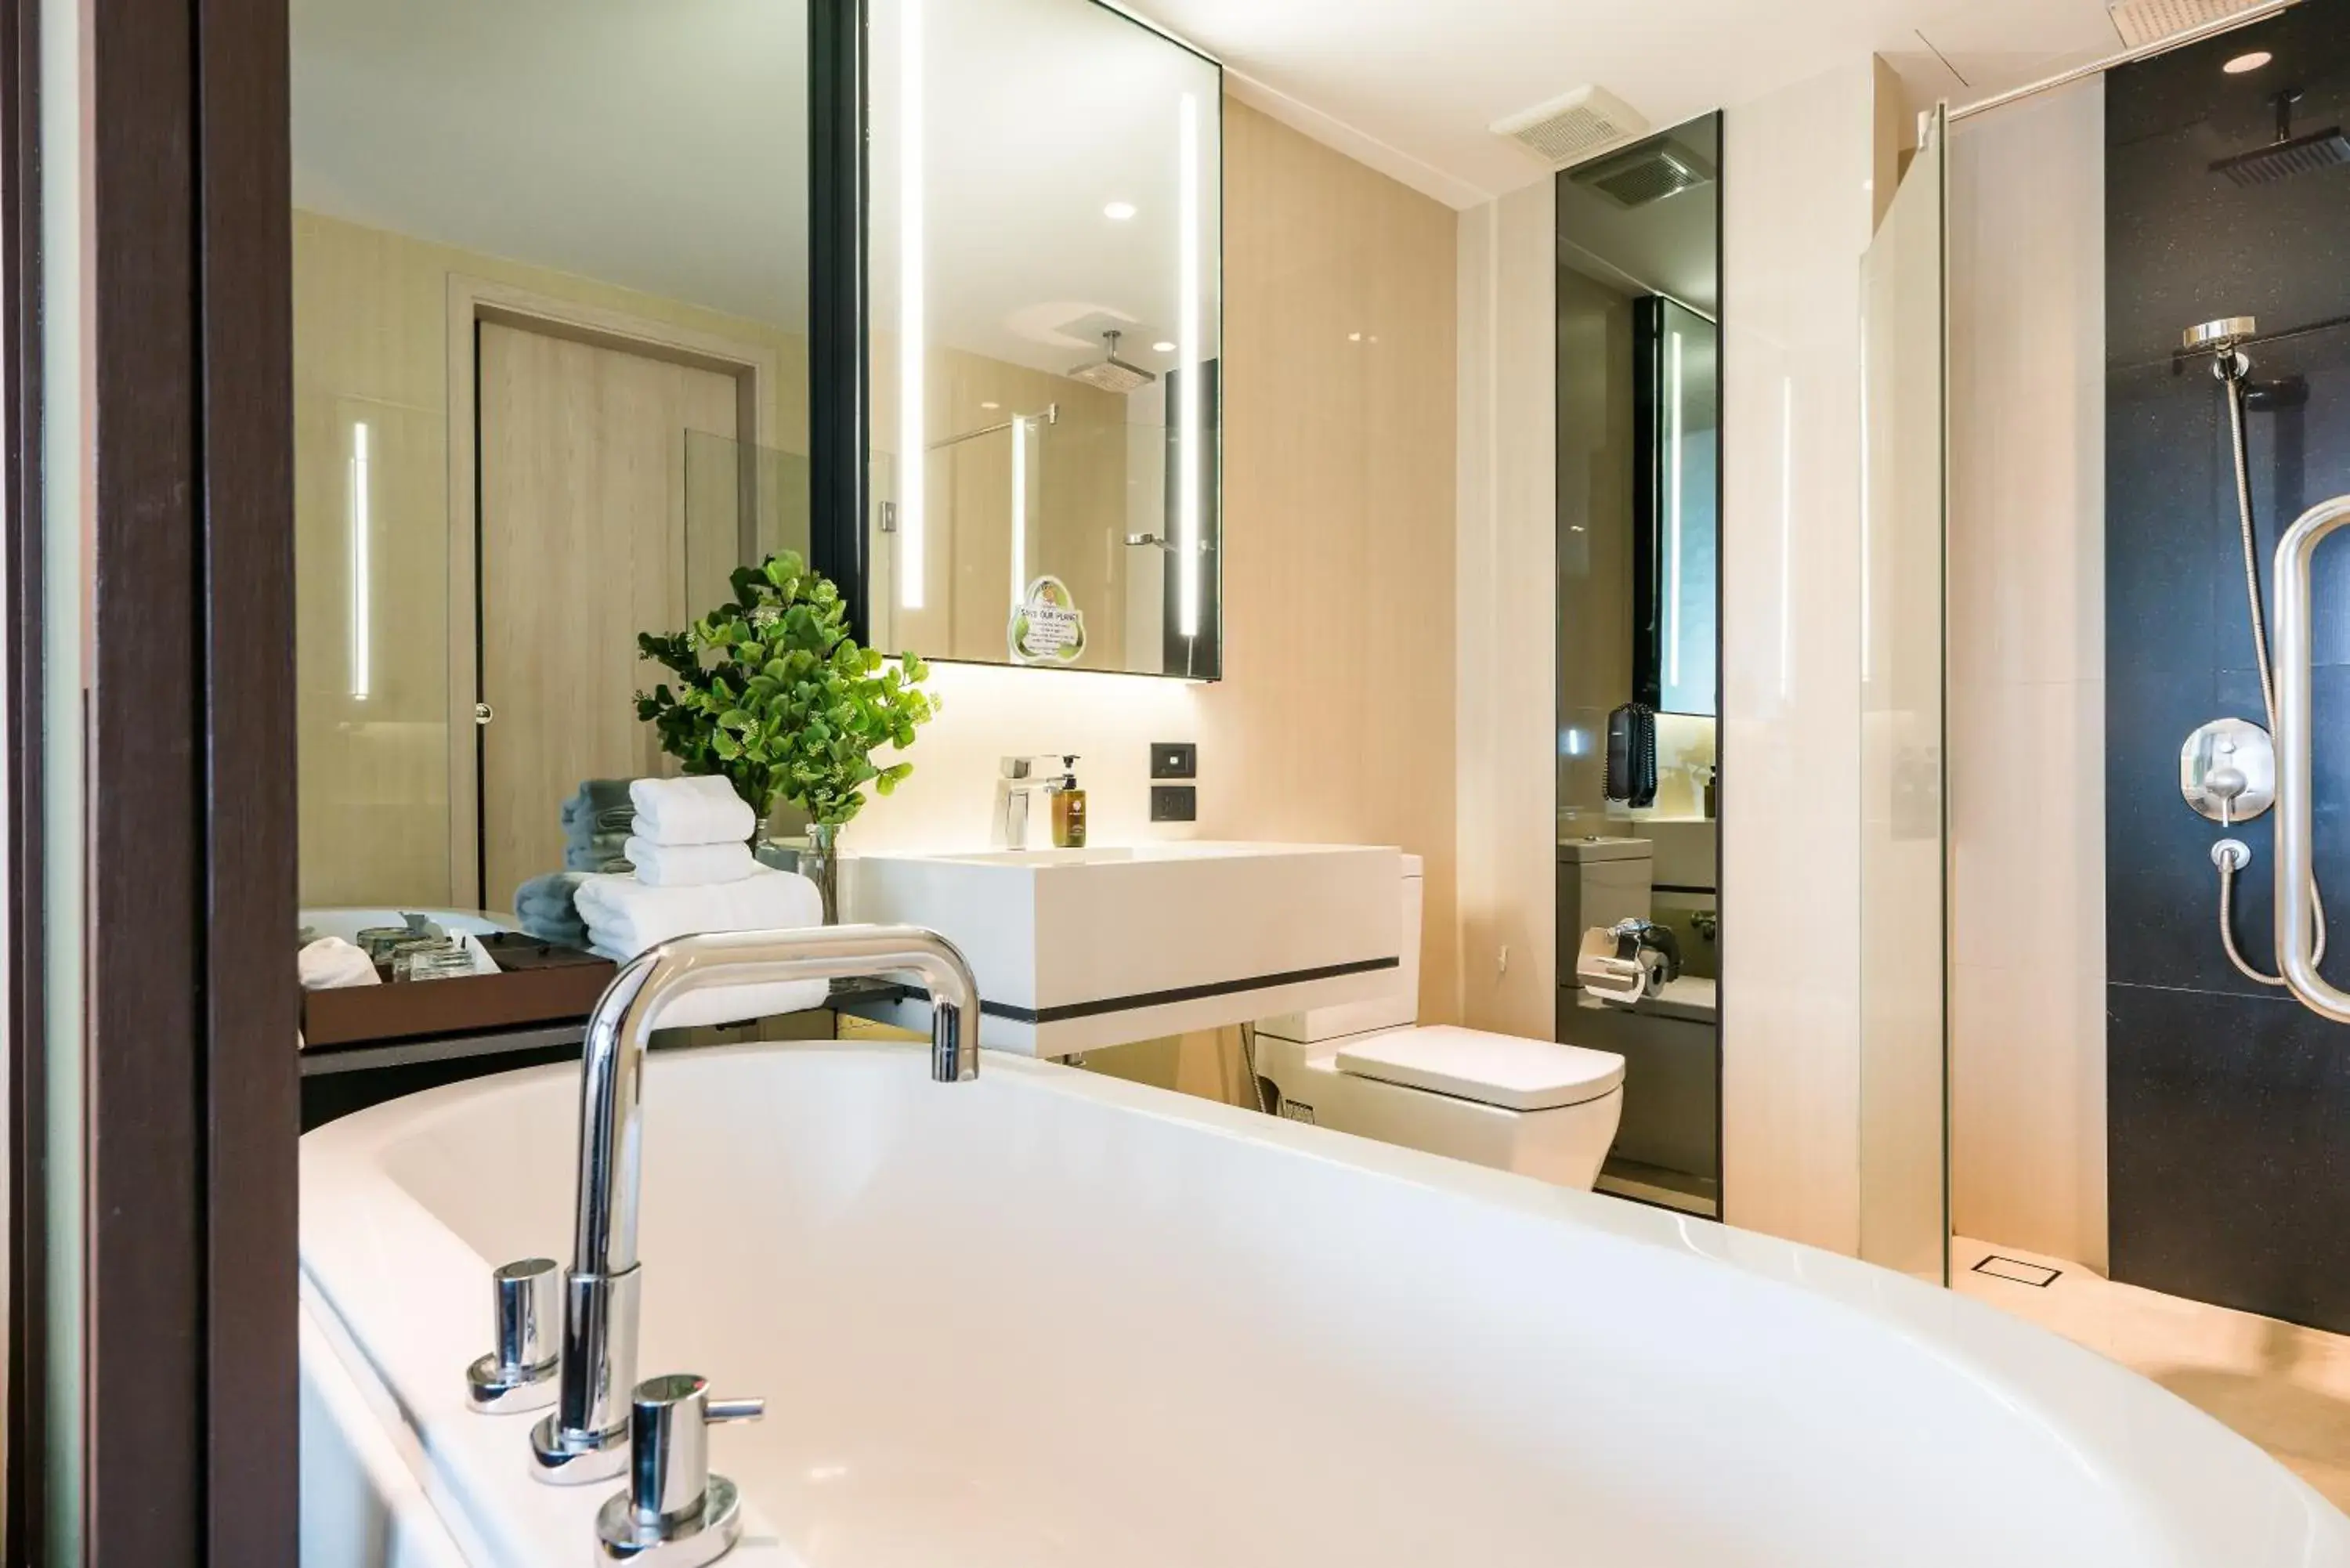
<box><xmin>1010</xmin><ymin>414</ymin><xmax>1028</xmax><ymax>606</ymax></box>
<box><xmin>349</xmin><ymin>421</ymin><xmax>371</xmax><ymax>700</ymax></box>
<box><xmin>1778</xmin><ymin>377</ymin><xmax>1795</xmax><ymax>701</ymax></box>
<box><xmin>897</xmin><ymin>0</ymin><xmax>926</xmax><ymax>610</ymax></box>
<box><xmin>1858</xmin><ymin>328</ymin><xmax>1872</xmax><ymax>685</ymax></box>
<box><xmin>1666</xmin><ymin>328</ymin><xmax>1684</xmax><ymax>692</ymax></box>
<box><xmin>1175</xmin><ymin>92</ymin><xmax>1202</xmax><ymax>638</ymax></box>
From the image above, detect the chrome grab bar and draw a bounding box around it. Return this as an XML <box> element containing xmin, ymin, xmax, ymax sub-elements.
<box><xmin>2272</xmin><ymin>493</ymin><xmax>2350</xmax><ymax>1024</ymax></box>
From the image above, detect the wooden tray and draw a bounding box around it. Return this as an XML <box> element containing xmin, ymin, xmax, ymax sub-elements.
<box><xmin>302</xmin><ymin>947</ymin><xmax>617</xmax><ymax>1048</ymax></box>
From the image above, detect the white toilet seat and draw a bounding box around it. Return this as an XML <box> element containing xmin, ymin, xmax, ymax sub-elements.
<box><xmin>1334</xmin><ymin>1025</ymin><xmax>1625</xmax><ymax>1112</ymax></box>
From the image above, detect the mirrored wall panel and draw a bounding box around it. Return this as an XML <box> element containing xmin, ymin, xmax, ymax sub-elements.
<box><xmin>869</xmin><ymin>0</ymin><xmax>1224</xmax><ymax>677</ymax></box>
<box><xmin>1554</xmin><ymin>113</ymin><xmax>1723</xmax><ymax>1219</ymax></box>
<box><xmin>291</xmin><ymin>0</ymin><xmax>812</xmax><ymax>911</ymax></box>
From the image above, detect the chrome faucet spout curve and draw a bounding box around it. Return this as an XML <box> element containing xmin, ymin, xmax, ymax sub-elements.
<box><xmin>530</xmin><ymin>923</ymin><xmax>981</xmax><ymax>1483</ymax></box>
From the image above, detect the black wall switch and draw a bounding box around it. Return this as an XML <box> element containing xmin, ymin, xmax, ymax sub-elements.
<box><xmin>1151</xmin><ymin>784</ymin><xmax>1197</xmax><ymax>822</ymax></box>
<box><xmin>1152</xmin><ymin>741</ymin><xmax>1198</xmax><ymax>780</ymax></box>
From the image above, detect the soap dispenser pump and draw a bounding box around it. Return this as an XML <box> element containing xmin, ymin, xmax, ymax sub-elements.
<box><xmin>1051</xmin><ymin>755</ymin><xmax>1086</xmax><ymax>848</ymax></box>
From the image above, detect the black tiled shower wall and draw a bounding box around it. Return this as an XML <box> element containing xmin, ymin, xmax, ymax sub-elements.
<box><xmin>2105</xmin><ymin>1</ymin><xmax>2350</xmax><ymax>1332</ymax></box>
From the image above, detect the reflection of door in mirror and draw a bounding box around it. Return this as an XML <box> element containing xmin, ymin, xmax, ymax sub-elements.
<box><xmin>474</xmin><ymin>321</ymin><xmax>739</xmax><ymax>909</ymax></box>
<box><xmin>291</xmin><ymin>0</ymin><xmax>814</xmax><ymax>920</ymax></box>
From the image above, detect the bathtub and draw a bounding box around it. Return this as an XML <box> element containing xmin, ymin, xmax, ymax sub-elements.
<box><xmin>300</xmin><ymin>1040</ymin><xmax>2350</xmax><ymax>1567</ymax></box>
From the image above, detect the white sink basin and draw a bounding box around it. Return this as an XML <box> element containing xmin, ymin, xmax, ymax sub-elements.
<box><xmin>844</xmin><ymin>841</ymin><xmax>1403</xmax><ymax>1056</ymax></box>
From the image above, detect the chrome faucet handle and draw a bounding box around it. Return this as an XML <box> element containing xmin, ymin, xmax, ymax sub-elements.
<box><xmin>593</xmin><ymin>1374</ymin><xmax>764</xmax><ymax>1565</ymax></box>
<box><xmin>467</xmin><ymin>1257</ymin><xmax>561</xmax><ymax>1414</ymax></box>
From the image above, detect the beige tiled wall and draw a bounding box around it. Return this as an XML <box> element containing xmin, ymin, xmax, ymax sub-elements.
<box><xmin>1716</xmin><ymin>60</ymin><xmax>1884</xmax><ymax>1255</ymax></box>
<box><xmin>1946</xmin><ymin>79</ymin><xmax>2108</xmax><ymax>1273</ymax></box>
<box><xmin>1453</xmin><ymin>179</ymin><xmax>1559</xmax><ymax>1040</ymax></box>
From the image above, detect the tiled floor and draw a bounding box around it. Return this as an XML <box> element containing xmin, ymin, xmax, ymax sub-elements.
<box><xmin>1954</xmin><ymin>1237</ymin><xmax>2350</xmax><ymax>1512</ymax></box>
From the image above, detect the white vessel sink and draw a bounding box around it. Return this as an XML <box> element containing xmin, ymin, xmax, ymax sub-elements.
<box><xmin>843</xmin><ymin>841</ymin><xmax>1402</xmax><ymax>1055</ymax></box>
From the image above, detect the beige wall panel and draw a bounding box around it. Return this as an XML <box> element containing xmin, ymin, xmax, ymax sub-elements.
<box><xmin>1195</xmin><ymin>100</ymin><xmax>1460</xmax><ymax>1030</ymax></box>
<box><xmin>1453</xmin><ymin>179</ymin><xmax>1559</xmax><ymax>1039</ymax></box>
<box><xmin>1947</xmin><ymin>79</ymin><xmax>2108</xmax><ymax>1273</ymax></box>
<box><xmin>1718</xmin><ymin>61</ymin><xmax>1882</xmax><ymax>1255</ymax></box>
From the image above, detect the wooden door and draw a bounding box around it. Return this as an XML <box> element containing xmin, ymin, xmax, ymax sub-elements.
<box><xmin>475</xmin><ymin>321</ymin><xmax>739</xmax><ymax>909</ymax></box>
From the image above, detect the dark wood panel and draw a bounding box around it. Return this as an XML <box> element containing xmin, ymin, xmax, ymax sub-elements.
<box><xmin>197</xmin><ymin>0</ymin><xmax>301</xmax><ymax>1555</ymax></box>
<box><xmin>3</xmin><ymin>0</ymin><xmax>49</xmax><ymax>1550</ymax></box>
<box><xmin>87</xmin><ymin>0</ymin><xmax>207</xmax><ymax>1549</ymax></box>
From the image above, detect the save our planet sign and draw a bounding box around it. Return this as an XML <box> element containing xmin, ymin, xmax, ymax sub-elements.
<box><xmin>1008</xmin><ymin>575</ymin><xmax>1086</xmax><ymax>666</ymax></box>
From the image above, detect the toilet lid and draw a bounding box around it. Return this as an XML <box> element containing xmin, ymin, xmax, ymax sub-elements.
<box><xmin>1335</xmin><ymin>1025</ymin><xmax>1625</xmax><ymax>1112</ymax></box>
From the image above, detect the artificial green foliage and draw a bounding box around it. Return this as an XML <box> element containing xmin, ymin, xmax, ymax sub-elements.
<box><xmin>635</xmin><ymin>551</ymin><xmax>938</xmax><ymax>828</ymax></box>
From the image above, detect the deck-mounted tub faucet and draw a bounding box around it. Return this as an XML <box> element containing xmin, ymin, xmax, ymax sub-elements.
<box><xmin>529</xmin><ymin>923</ymin><xmax>981</xmax><ymax>1484</ymax></box>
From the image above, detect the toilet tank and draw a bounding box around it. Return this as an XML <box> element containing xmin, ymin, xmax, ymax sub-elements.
<box><xmin>1257</xmin><ymin>855</ymin><xmax>1419</xmax><ymax>1044</ymax></box>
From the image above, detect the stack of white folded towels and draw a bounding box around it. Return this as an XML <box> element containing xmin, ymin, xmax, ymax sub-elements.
<box><xmin>572</xmin><ymin>775</ymin><xmax>828</xmax><ymax>1030</ymax></box>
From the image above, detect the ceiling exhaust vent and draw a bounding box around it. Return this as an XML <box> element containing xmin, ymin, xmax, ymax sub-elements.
<box><xmin>2105</xmin><ymin>0</ymin><xmax>2262</xmax><ymax>49</ymax></box>
<box><xmin>1491</xmin><ymin>85</ymin><xmax>1648</xmax><ymax>166</ymax></box>
<box><xmin>1567</xmin><ymin>134</ymin><xmax>1718</xmax><ymax>209</ymax></box>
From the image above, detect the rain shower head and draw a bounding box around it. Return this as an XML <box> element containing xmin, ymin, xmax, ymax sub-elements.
<box><xmin>1067</xmin><ymin>329</ymin><xmax>1156</xmax><ymax>395</ymax></box>
<box><xmin>2211</xmin><ymin>91</ymin><xmax>2350</xmax><ymax>186</ymax></box>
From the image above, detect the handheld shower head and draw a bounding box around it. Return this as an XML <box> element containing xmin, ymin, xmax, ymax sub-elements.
<box><xmin>2183</xmin><ymin>316</ymin><xmax>2258</xmax><ymax>354</ymax></box>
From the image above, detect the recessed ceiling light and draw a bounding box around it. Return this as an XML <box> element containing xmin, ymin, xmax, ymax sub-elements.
<box><xmin>2224</xmin><ymin>50</ymin><xmax>2272</xmax><ymax>74</ymax></box>
<box><xmin>1103</xmin><ymin>201</ymin><xmax>1137</xmax><ymax>221</ymax></box>
<box><xmin>1348</xmin><ymin>331</ymin><xmax>1362</xmax><ymax>342</ymax></box>
<box><xmin>1152</xmin><ymin>340</ymin><xmax>1175</xmax><ymax>353</ymax></box>
<box><xmin>980</xmin><ymin>401</ymin><xmax>1000</xmax><ymax>410</ymax></box>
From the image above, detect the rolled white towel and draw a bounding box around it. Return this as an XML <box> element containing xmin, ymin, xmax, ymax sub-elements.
<box><xmin>623</xmin><ymin>836</ymin><xmax>757</xmax><ymax>889</ymax></box>
<box><xmin>574</xmin><ymin>868</ymin><xmax>829</xmax><ymax>1029</ymax></box>
<box><xmin>629</xmin><ymin>775</ymin><xmax>756</xmax><ymax>847</ymax></box>
<box><xmin>298</xmin><ymin>936</ymin><xmax>381</xmax><ymax>990</ymax></box>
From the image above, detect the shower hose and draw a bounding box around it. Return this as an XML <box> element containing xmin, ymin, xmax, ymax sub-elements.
<box><xmin>2213</xmin><ymin>351</ymin><xmax>2327</xmax><ymax>986</ymax></box>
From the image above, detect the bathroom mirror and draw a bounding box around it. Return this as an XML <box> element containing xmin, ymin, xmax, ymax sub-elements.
<box><xmin>290</xmin><ymin>0</ymin><xmax>815</xmax><ymax>912</ymax></box>
<box><xmin>867</xmin><ymin>0</ymin><xmax>1224</xmax><ymax>679</ymax></box>
<box><xmin>1553</xmin><ymin>113</ymin><xmax>1722</xmax><ymax>1219</ymax></box>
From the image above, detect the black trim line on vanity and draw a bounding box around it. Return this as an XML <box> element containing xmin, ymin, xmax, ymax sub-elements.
<box><xmin>889</xmin><ymin>956</ymin><xmax>1401</xmax><ymax>1026</ymax></box>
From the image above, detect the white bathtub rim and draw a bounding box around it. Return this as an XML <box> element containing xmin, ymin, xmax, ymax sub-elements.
<box><xmin>299</xmin><ymin>1041</ymin><xmax>2350</xmax><ymax>1564</ymax></box>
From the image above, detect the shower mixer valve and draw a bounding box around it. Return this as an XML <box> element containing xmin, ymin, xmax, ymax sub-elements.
<box><xmin>2181</xmin><ymin>717</ymin><xmax>2275</xmax><ymax>826</ymax></box>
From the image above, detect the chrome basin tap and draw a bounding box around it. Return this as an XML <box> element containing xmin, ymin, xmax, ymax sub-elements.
<box><xmin>529</xmin><ymin>923</ymin><xmax>981</xmax><ymax>1484</ymax></box>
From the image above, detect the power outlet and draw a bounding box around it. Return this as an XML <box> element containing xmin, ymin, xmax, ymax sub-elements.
<box><xmin>1150</xmin><ymin>784</ymin><xmax>1197</xmax><ymax>822</ymax></box>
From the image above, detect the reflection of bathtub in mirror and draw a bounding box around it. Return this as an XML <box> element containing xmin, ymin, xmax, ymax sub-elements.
<box><xmin>302</xmin><ymin>1041</ymin><xmax>2350</xmax><ymax>1566</ymax></box>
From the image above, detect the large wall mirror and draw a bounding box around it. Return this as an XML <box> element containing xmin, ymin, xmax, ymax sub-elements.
<box><xmin>291</xmin><ymin>0</ymin><xmax>815</xmax><ymax>912</ymax></box>
<box><xmin>1554</xmin><ymin>113</ymin><xmax>1722</xmax><ymax>1220</ymax></box>
<box><xmin>868</xmin><ymin>0</ymin><xmax>1224</xmax><ymax>679</ymax></box>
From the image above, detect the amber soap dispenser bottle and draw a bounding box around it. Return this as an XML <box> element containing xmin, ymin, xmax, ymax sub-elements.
<box><xmin>1051</xmin><ymin>754</ymin><xmax>1087</xmax><ymax>848</ymax></box>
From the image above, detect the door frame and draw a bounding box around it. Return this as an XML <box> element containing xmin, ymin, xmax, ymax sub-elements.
<box><xmin>5</xmin><ymin>0</ymin><xmax>301</xmax><ymax>1557</ymax></box>
<box><xmin>441</xmin><ymin>278</ymin><xmax>780</xmax><ymax>908</ymax></box>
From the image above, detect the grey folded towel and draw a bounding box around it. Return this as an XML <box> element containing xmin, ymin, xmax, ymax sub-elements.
<box><xmin>515</xmin><ymin>871</ymin><xmax>591</xmax><ymax>945</ymax></box>
<box><xmin>562</xmin><ymin>834</ymin><xmax>632</xmax><ymax>874</ymax></box>
<box><xmin>560</xmin><ymin>779</ymin><xmax>637</xmax><ymax>842</ymax></box>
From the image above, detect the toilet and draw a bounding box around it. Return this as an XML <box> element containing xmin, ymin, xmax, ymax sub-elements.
<box><xmin>1253</xmin><ymin>855</ymin><xmax>1626</xmax><ymax>1190</ymax></box>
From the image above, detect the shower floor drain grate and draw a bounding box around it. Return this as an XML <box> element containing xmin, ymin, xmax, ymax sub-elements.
<box><xmin>1972</xmin><ymin>1255</ymin><xmax>2063</xmax><ymax>1288</ymax></box>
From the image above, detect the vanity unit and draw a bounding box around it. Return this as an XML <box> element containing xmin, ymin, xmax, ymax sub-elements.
<box><xmin>843</xmin><ymin>842</ymin><xmax>1402</xmax><ymax>1055</ymax></box>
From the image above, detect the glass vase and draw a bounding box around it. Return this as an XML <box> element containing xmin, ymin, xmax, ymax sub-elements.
<box><xmin>797</xmin><ymin>822</ymin><xmax>841</xmax><ymax>925</ymax></box>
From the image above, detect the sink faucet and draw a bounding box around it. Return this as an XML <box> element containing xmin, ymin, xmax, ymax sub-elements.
<box><xmin>994</xmin><ymin>755</ymin><xmax>1061</xmax><ymax>851</ymax></box>
<box><xmin>529</xmin><ymin>923</ymin><xmax>981</xmax><ymax>1484</ymax></box>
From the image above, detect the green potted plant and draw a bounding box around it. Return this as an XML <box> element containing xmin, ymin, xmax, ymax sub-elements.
<box><xmin>635</xmin><ymin>550</ymin><xmax>938</xmax><ymax>919</ymax></box>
